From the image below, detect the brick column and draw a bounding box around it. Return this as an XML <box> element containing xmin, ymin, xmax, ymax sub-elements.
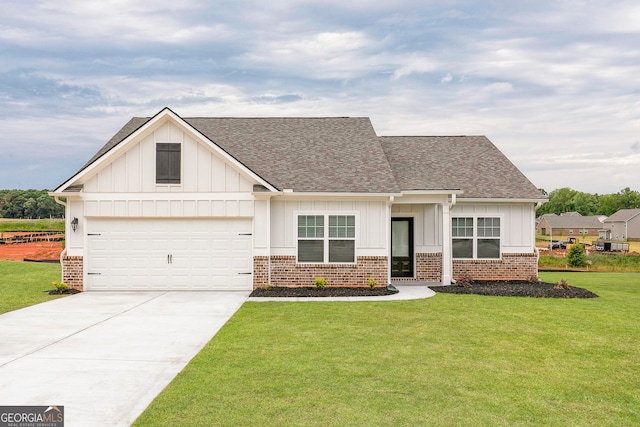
<box><xmin>62</xmin><ymin>255</ymin><xmax>84</xmax><ymax>291</ymax></box>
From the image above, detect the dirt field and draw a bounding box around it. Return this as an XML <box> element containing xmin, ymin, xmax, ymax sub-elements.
<box><xmin>0</xmin><ymin>241</ymin><xmax>63</xmax><ymax>262</ymax></box>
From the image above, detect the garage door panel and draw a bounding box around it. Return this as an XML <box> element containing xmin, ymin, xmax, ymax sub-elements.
<box><xmin>86</xmin><ymin>218</ymin><xmax>252</xmax><ymax>291</ymax></box>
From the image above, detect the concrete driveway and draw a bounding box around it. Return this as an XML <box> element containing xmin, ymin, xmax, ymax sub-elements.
<box><xmin>0</xmin><ymin>291</ymin><xmax>250</xmax><ymax>427</ymax></box>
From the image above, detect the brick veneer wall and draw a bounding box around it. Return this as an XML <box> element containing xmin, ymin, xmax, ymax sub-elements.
<box><xmin>391</xmin><ymin>252</ymin><xmax>443</xmax><ymax>282</ymax></box>
<box><xmin>62</xmin><ymin>255</ymin><xmax>84</xmax><ymax>291</ymax></box>
<box><xmin>254</xmin><ymin>255</ymin><xmax>388</xmax><ymax>289</ymax></box>
<box><xmin>253</xmin><ymin>256</ymin><xmax>269</xmax><ymax>288</ymax></box>
<box><xmin>453</xmin><ymin>252</ymin><xmax>538</xmax><ymax>281</ymax></box>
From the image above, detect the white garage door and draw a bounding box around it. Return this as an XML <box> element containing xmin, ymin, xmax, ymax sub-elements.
<box><xmin>86</xmin><ymin>218</ymin><xmax>253</xmax><ymax>291</ymax></box>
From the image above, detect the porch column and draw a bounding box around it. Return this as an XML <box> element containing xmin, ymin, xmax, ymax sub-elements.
<box><xmin>441</xmin><ymin>202</ymin><xmax>452</xmax><ymax>285</ymax></box>
<box><xmin>386</xmin><ymin>197</ymin><xmax>393</xmax><ymax>285</ymax></box>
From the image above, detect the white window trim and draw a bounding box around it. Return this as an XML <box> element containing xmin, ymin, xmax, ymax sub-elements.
<box><xmin>452</xmin><ymin>215</ymin><xmax>503</xmax><ymax>260</ymax></box>
<box><xmin>295</xmin><ymin>212</ymin><xmax>358</xmax><ymax>264</ymax></box>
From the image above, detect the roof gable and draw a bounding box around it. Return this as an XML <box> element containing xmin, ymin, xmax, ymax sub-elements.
<box><xmin>53</xmin><ymin>108</ymin><xmax>277</xmax><ymax>193</ymax></box>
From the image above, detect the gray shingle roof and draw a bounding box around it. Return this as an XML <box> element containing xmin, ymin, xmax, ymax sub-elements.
<box><xmin>67</xmin><ymin>111</ymin><xmax>545</xmax><ymax>199</ymax></box>
<box><xmin>539</xmin><ymin>214</ymin><xmax>604</xmax><ymax>229</ymax></box>
<box><xmin>185</xmin><ymin>117</ymin><xmax>399</xmax><ymax>193</ymax></box>
<box><xmin>605</xmin><ymin>208</ymin><xmax>640</xmax><ymax>222</ymax></box>
<box><xmin>379</xmin><ymin>136</ymin><xmax>544</xmax><ymax>199</ymax></box>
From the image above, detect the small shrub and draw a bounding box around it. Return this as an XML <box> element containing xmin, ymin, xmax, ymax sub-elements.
<box><xmin>553</xmin><ymin>279</ymin><xmax>571</xmax><ymax>290</ymax></box>
<box><xmin>456</xmin><ymin>274</ymin><xmax>474</xmax><ymax>288</ymax></box>
<box><xmin>261</xmin><ymin>282</ymin><xmax>272</xmax><ymax>290</ymax></box>
<box><xmin>314</xmin><ymin>277</ymin><xmax>326</xmax><ymax>289</ymax></box>
<box><xmin>52</xmin><ymin>281</ymin><xmax>69</xmax><ymax>293</ymax></box>
<box><xmin>526</xmin><ymin>275</ymin><xmax>540</xmax><ymax>284</ymax></box>
<box><xmin>367</xmin><ymin>277</ymin><xmax>377</xmax><ymax>289</ymax></box>
<box><xmin>567</xmin><ymin>244</ymin><xmax>587</xmax><ymax>268</ymax></box>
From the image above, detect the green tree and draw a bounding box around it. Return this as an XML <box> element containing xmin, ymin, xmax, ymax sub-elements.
<box><xmin>567</xmin><ymin>244</ymin><xmax>587</xmax><ymax>268</ymax></box>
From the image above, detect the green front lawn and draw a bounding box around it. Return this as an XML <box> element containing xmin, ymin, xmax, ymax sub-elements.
<box><xmin>0</xmin><ymin>260</ymin><xmax>64</xmax><ymax>314</ymax></box>
<box><xmin>0</xmin><ymin>218</ymin><xmax>65</xmax><ymax>232</ymax></box>
<box><xmin>134</xmin><ymin>272</ymin><xmax>640</xmax><ymax>426</ymax></box>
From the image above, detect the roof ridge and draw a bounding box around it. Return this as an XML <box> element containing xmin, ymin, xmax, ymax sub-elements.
<box><xmin>185</xmin><ymin>116</ymin><xmax>360</xmax><ymax>119</ymax></box>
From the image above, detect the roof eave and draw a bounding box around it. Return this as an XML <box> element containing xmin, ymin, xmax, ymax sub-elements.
<box><xmin>273</xmin><ymin>190</ymin><xmax>402</xmax><ymax>198</ymax></box>
<box><xmin>458</xmin><ymin>197</ymin><xmax>548</xmax><ymax>203</ymax></box>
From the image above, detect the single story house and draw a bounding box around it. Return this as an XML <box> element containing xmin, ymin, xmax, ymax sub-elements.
<box><xmin>536</xmin><ymin>213</ymin><xmax>605</xmax><ymax>237</ymax></box>
<box><xmin>50</xmin><ymin>108</ymin><xmax>546</xmax><ymax>291</ymax></box>
<box><xmin>601</xmin><ymin>208</ymin><xmax>640</xmax><ymax>241</ymax></box>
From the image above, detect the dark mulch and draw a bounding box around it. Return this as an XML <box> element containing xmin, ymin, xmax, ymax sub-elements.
<box><xmin>430</xmin><ymin>281</ymin><xmax>598</xmax><ymax>298</ymax></box>
<box><xmin>250</xmin><ymin>286</ymin><xmax>399</xmax><ymax>298</ymax></box>
<box><xmin>47</xmin><ymin>288</ymin><xmax>81</xmax><ymax>295</ymax></box>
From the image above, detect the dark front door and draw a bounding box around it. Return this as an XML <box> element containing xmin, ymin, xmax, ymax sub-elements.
<box><xmin>391</xmin><ymin>218</ymin><xmax>414</xmax><ymax>277</ymax></box>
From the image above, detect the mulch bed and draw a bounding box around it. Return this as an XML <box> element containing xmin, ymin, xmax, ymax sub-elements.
<box><xmin>47</xmin><ymin>288</ymin><xmax>81</xmax><ymax>295</ymax></box>
<box><xmin>251</xmin><ymin>281</ymin><xmax>598</xmax><ymax>298</ymax></box>
<box><xmin>250</xmin><ymin>286</ymin><xmax>399</xmax><ymax>298</ymax></box>
<box><xmin>430</xmin><ymin>281</ymin><xmax>598</xmax><ymax>298</ymax></box>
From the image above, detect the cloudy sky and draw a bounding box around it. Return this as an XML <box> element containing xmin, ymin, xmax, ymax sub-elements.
<box><xmin>1</xmin><ymin>0</ymin><xmax>639</xmax><ymax>194</ymax></box>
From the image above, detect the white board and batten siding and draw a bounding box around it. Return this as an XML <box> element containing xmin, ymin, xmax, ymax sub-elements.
<box><xmin>269</xmin><ymin>199</ymin><xmax>388</xmax><ymax>257</ymax></box>
<box><xmin>451</xmin><ymin>203</ymin><xmax>536</xmax><ymax>253</ymax></box>
<box><xmin>82</xmin><ymin>122</ymin><xmax>255</xmax><ymax>194</ymax></box>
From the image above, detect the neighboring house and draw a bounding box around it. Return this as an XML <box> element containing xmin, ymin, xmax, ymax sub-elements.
<box><xmin>536</xmin><ymin>213</ymin><xmax>604</xmax><ymax>237</ymax></box>
<box><xmin>50</xmin><ymin>108</ymin><xmax>546</xmax><ymax>291</ymax></box>
<box><xmin>602</xmin><ymin>208</ymin><xmax>640</xmax><ymax>241</ymax></box>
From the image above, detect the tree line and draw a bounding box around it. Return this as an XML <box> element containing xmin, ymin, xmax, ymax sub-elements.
<box><xmin>0</xmin><ymin>189</ymin><xmax>64</xmax><ymax>219</ymax></box>
<box><xmin>1</xmin><ymin>187</ymin><xmax>637</xmax><ymax>220</ymax></box>
<box><xmin>537</xmin><ymin>187</ymin><xmax>640</xmax><ymax>217</ymax></box>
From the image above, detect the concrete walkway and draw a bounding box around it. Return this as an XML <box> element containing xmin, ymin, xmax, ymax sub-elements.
<box><xmin>248</xmin><ymin>283</ymin><xmax>436</xmax><ymax>302</ymax></box>
<box><xmin>0</xmin><ymin>291</ymin><xmax>249</xmax><ymax>427</ymax></box>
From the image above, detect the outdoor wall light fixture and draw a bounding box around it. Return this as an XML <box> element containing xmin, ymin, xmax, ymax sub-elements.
<box><xmin>71</xmin><ymin>217</ymin><xmax>79</xmax><ymax>232</ymax></box>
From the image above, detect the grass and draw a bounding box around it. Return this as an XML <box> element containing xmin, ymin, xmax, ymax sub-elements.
<box><xmin>134</xmin><ymin>272</ymin><xmax>640</xmax><ymax>426</ymax></box>
<box><xmin>0</xmin><ymin>218</ymin><xmax>65</xmax><ymax>232</ymax></box>
<box><xmin>0</xmin><ymin>260</ymin><xmax>64</xmax><ymax>314</ymax></box>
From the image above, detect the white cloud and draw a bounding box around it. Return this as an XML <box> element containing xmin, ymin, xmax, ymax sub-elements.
<box><xmin>440</xmin><ymin>73</ymin><xmax>453</xmax><ymax>84</ymax></box>
<box><xmin>392</xmin><ymin>57</ymin><xmax>436</xmax><ymax>79</ymax></box>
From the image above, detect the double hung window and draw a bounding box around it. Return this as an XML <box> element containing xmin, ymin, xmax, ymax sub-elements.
<box><xmin>298</xmin><ymin>214</ymin><xmax>355</xmax><ymax>263</ymax></box>
<box><xmin>452</xmin><ymin>217</ymin><xmax>501</xmax><ymax>259</ymax></box>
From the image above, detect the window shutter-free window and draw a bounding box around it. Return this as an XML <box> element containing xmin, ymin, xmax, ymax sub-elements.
<box><xmin>298</xmin><ymin>216</ymin><xmax>324</xmax><ymax>262</ymax></box>
<box><xmin>297</xmin><ymin>214</ymin><xmax>355</xmax><ymax>263</ymax></box>
<box><xmin>328</xmin><ymin>215</ymin><xmax>355</xmax><ymax>262</ymax></box>
<box><xmin>452</xmin><ymin>217</ymin><xmax>501</xmax><ymax>259</ymax></box>
<box><xmin>477</xmin><ymin>217</ymin><xmax>500</xmax><ymax>259</ymax></box>
<box><xmin>452</xmin><ymin>217</ymin><xmax>473</xmax><ymax>258</ymax></box>
<box><xmin>156</xmin><ymin>143</ymin><xmax>181</xmax><ymax>184</ymax></box>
